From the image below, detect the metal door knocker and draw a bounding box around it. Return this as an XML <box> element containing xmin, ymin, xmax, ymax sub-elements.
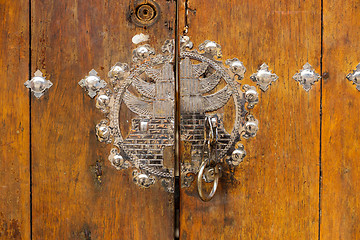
<box><xmin>178</xmin><ymin>37</ymin><xmax>259</xmax><ymax>201</ymax></box>
<box><xmin>197</xmin><ymin>116</ymin><xmax>222</xmax><ymax>201</ymax></box>
<box><xmin>79</xmin><ymin>37</ymin><xmax>259</xmax><ymax>201</ymax></box>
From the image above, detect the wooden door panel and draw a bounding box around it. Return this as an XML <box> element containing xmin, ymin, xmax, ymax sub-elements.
<box><xmin>0</xmin><ymin>1</ymin><xmax>30</xmax><ymax>239</ymax></box>
<box><xmin>31</xmin><ymin>1</ymin><xmax>175</xmax><ymax>239</ymax></box>
<box><xmin>179</xmin><ymin>1</ymin><xmax>321</xmax><ymax>239</ymax></box>
<box><xmin>322</xmin><ymin>0</ymin><xmax>360</xmax><ymax>239</ymax></box>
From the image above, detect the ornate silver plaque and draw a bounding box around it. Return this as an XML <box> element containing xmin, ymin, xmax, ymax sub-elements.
<box><xmin>293</xmin><ymin>63</ymin><xmax>321</xmax><ymax>91</ymax></box>
<box><xmin>80</xmin><ymin>37</ymin><xmax>259</xmax><ymax>193</ymax></box>
<box><xmin>346</xmin><ymin>63</ymin><xmax>360</xmax><ymax>91</ymax></box>
<box><xmin>179</xmin><ymin>39</ymin><xmax>259</xmax><ymax>189</ymax></box>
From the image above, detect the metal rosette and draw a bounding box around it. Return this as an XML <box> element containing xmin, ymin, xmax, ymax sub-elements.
<box><xmin>80</xmin><ymin>37</ymin><xmax>259</xmax><ymax>193</ymax></box>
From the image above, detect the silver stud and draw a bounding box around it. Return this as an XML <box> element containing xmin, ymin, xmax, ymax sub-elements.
<box><xmin>242</xmin><ymin>84</ymin><xmax>259</xmax><ymax>109</ymax></box>
<box><xmin>78</xmin><ymin>69</ymin><xmax>107</xmax><ymax>98</ymax></box>
<box><xmin>250</xmin><ymin>63</ymin><xmax>278</xmax><ymax>92</ymax></box>
<box><xmin>243</xmin><ymin>115</ymin><xmax>259</xmax><ymax>139</ymax></box>
<box><xmin>132</xmin><ymin>44</ymin><xmax>155</xmax><ymax>63</ymax></box>
<box><xmin>96</xmin><ymin>120</ymin><xmax>111</xmax><ymax>143</ymax></box>
<box><xmin>108</xmin><ymin>62</ymin><xmax>130</xmax><ymax>84</ymax></box>
<box><xmin>179</xmin><ymin>36</ymin><xmax>193</xmax><ymax>50</ymax></box>
<box><xmin>108</xmin><ymin>148</ymin><xmax>126</xmax><ymax>170</ymax></box>
<box><xmin>24</xmin><ymin>70</ymin><xmax>53</xmax><ymax>98</ymax></box>
<box><xmin>346</xmin><ymin>63</ymin><xmax>360</xmax><ymax>91</ymax></box>
<box><xmin>293</xmin><ymin>63</ymin><xmax>321</xmax><ymax>91</ymax></box>
<box><xmin>198</xmin><ymin>40</ymin><xmax>222</xmax><ymax>58</ymax></box>
<box><xmin>226</xmin><ymin>58</ymin><xmax>246</xmax><ymax>80</ymax></box>
<box><xmin>231</xmin><ymin>144</ymin><xmax>247</xmax><ymax>166</ymax></box>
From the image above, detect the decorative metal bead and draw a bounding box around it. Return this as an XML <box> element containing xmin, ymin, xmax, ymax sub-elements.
<box><xmin>96</xmin><ymin>120</ymin><xmax>111</xmax><ymax>143</ymax></box>
<box><xmin>132</xmin><ymin>44</ymin><xmax>155</xmax><ymax>62</ymax></box>
<box><xmin>78</xmin><ymin>69</ymin><xmax>107</xmax><ymax>98</ymax></box>
<box><xmin>293</xmin><ymin>63</ymin><xmax>321</xmax><ymax>91</ymax></box>
<box><xmin>24</xmin><ymin>70</ymin><xmax>53</xmax><ymax>98</ymax></box>
<box><xmin>108</xmin><ymin>62</ymin><xmax>129</xmax><ymax>81</ymax></box>
<box><xmin>132</xmin><ymin>170</ymin><xmax>155</xmax><ymax>188</ymax></box>
<box><xmin>231</xmin><ymin>144</ymin><xmax>247</xmax><ymax>166</ymax></box>
<box><xmin>226</xmin><ymin>58</ymin><xmax>246</xmax><ymax>80</ymax></box>
<box><xmin>198</xmin><ymin>40</ymin><xmax>222</xmax><ymax>58</ymax></box>
<box><xmin>243</xmin><ymin>84</ymin><xmax>259</xmax><ymax>109</ymax></box>
<box><xmin>346</xmin><ymin>63</ymin><xmax>360</xmax><ymax>91</ymax></box>
<box><xmin>250</xmin><ymin>63</ymin><xmax>278</xmax><ymax>92</ymax></box>
<box><xmin>243</xmin><ymin>115</ymin><xmax>259</xmax><ymax>139</ymax></box>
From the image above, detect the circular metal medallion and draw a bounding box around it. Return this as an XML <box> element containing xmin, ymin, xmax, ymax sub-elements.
<box><xmin>79</xmin><ymin>37</ymin><xmax>259</xmax><ymax>193</ymax></box>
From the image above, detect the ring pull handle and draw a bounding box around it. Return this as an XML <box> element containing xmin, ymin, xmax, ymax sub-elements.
<box><xmin>197</xmin><ymin>115</ymin><xmax>222</xmax><ymax>201</ymax></box>
<box><xmin>197</xmin><ymin>161</ymin><xmax>221</xmax><ymax>202</ymax></box>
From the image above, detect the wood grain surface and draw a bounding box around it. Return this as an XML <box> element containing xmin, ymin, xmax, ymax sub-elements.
<box><xmin>30</xmin><ymin>1</ymin><xmax>175</xmax><ymax>239</ymax></box>
<box><xmin>179</xmin><ymin>1</ymin><xmax>321</xmax><ymax>239</ymax></box>
<box><xmin>321</xmin><ymin>0</ymin><xmax>360</xmax><ymax>239</ymax></box>
<box><xmin>3</xmin><ymin>1</ymin><xmax>360</xmax><ymax>239</ymax></box>
<box><xmin>0</xmin><ymin>1</ymin><xmax>30</xmax><ymax>239</ymax></box>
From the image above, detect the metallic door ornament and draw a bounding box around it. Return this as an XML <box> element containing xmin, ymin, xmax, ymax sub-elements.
<box><xmin>250</xmin><ymin>63</ymin><xmax>278</xmax><ymax>92</ymax></box>
<box><xmin>225</xmin><ymin>58</ymin><xmax>246</xmax><ymax>80</ymax></box>
<box><xmin>24</xmin><ymin>70</ymin><xmax>53</xmax><ymax>98</ymax></box>
<box><xmin>78</xmin><ymin>69</ymin><xmax>107</xmax><ymax>98</ymax></box>
<box><xmin>293</xmin><ymin>63</ymin><xmax>321</xmax><ymax>91</ymax></box>
<box><xmin>346</xmin><ymin>63</ymin><xmax>360</xmax><ymax>91</ymax></box>
<box><xmin>79</xmin><ymin>37</ymin><xmax>259</xmax><ymax>193</ymax></box>
<box><xmin>179</xmin><ymin>39</ymin><xmax>259</xmax><ymax>190</ymax></box>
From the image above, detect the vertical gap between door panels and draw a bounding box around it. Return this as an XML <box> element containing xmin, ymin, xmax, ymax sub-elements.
<box><xmin>174</xmin><ymin>0</ymin><xmax>181</xmax><ymax>239</ymax></box>
<box><xmin>28</xmin><ymin>0</ymin><xmax>33</xmax><ymax>239</ymax></box>
<box><xmin>319</xmin><ymin>0</ymin><xmax>324</xmax><ymax>239</ymax></box>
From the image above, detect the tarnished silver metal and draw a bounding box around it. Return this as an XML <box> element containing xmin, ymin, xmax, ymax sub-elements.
<box><xmin>243</xmin><ymin>84</ymin><xmax>259</xmax><ymax>109</ymax></box>
<box><xmin>108</xmin><ymin>148</ymin><xmax>128</xmax><ymax>170</ymax></box>
<box><xmin>346</xmin><ymin>63</ymin><xmax>360</xmax><ymax>91</ymax></box>
<box><xmin>79</xmin><ymin>37</ymin><xmax>259</xmax><ymax>194</ymax></box>
<box><xmin>78</xmin><ymin>69</ymin><xmax>107</xmax><ymax>98</ymax></box>
<box><xmin>132</xmin><ymin>44</ymin><xmax>155</xmax><ymax>63</ymax></box>
<box><xmin>226</xmin><ymin>58</ymin><xmax>246</xmax><ymax>80</ymax></box>
<box><xmin>198</xmin><ymin>40</ymin><xmax>222</xmax><ymax>58</ymax></box>
<box><xmin>108</xmin><ymin>62</ymin><xmax>130</xmax><ymax>86</ymax></box>
<box><xmin>196</xmin><ymin>115</ymin><xmax>222</xmax><ymax>201</ymax></box>
<box><xmin>250</xmin><ymin>63</ymin><xmax>278</xmax><ymax>92</ymax></box>
<box><xmin>24</xmin><ymin>70</ymin><xmax>53</xmax><ymax>98</ymax></box>
<box><xmin>230</xmin><ymin>144</ymin><xmax>246</xmax><ymax>166</ymax></box>
<box><xmin>197</xmin><ymin>161</ymin><xmax>220</xmax><ymax>202</ymax></box>
<box><xmin>243</xmin><ymin>115</ymin><xmax>259</xmax><ymax>139</ymax></box>
<box><xmin>179</xmin><ymin>39</ymin><xmax>259</xmax><ymax>198</ymax></box>
<box><xmin>293</xmin><ymin>63</ymin><xmax>321</xmax><ymax>91</ymax></box>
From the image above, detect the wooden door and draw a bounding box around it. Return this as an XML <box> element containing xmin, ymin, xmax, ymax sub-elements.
<box><xmin>1</xmin><ymin>1</ymin><xmax>360</xmax><ymax>240</ymax></box>
<box><xmin>178</xmin><ymin>0</ymin><xmax>321</xmax><ymax>239</ymax></box>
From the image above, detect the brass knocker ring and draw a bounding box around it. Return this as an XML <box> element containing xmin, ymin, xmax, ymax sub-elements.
<box><xmin>197</xmin><ymin>160</ymin><xmax>221</xmax><ymax>202</ymax></box>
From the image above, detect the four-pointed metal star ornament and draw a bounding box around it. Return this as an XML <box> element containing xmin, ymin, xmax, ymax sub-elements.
<box><xmin>250</xmin><ymin>63</ymin><xmax>278</xmax><ymax>92</ymax></box>
<box><xmin>78</xmin><ymin>69</ymin><xmax>107</xmax><ymax>98</ymax></box>
<box><xmin>293</xmin><ymin>63</ymin><xmax>321</xmax><ymax>91</ymax></box>
<box><xmin>24</xmin><ymin>70</ymin><xmax>53</xmax><ymax>99</ymax></box>
<box><xmin>346</xmin><ymin>63</ymin><xmax>360</xmax><ymax>91</ymax></box>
